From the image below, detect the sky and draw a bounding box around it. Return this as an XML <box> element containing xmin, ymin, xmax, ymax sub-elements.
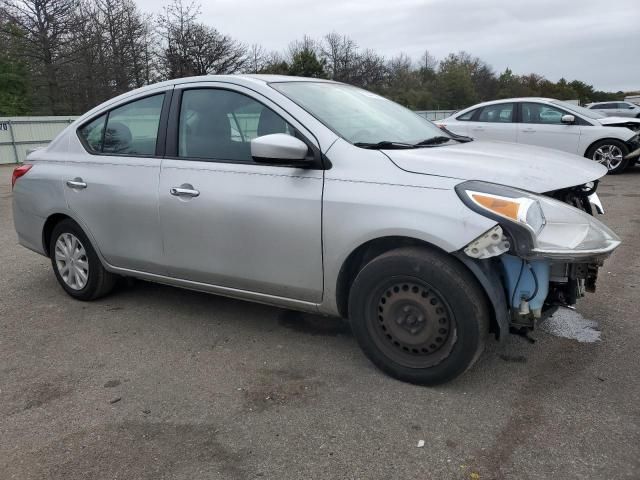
<box><xmin>138</xmin><ymin>0</ymin><xmax>640</xmax><ymax>92</ymax></box>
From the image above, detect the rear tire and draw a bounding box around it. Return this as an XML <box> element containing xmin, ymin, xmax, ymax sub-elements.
<box><xmin>586</xmin><ymin>139</ymin><xmax>629</xmax><ymax>174</ymax></box>
<box><xmin>49</xmin><ymin>219</ymin><xmax>116</xmax><ymax>301</ymax></box>
<box><xmin>348</xmin><ymin>247</ymin><xmax>489</xmax><ymax>385</ymax></box>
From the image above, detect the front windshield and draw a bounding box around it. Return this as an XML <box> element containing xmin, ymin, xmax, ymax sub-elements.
<box><xmin>551</xmin><ymin>100</ymin><xmax>606</xmax><ymax>120</ymax></box>
<box><xmin>271</xmin><ymin>82</ymin><xmax>448</xmax><ymax>146</ymax></box>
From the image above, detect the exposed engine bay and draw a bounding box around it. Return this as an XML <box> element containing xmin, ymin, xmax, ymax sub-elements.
<box><xmin>460</xmin><ymin>180</ymin><xmax>613</xmax><ymax>336</ymax></box>
<box><xmin>505</xmin><ymin>182</ymin><xmax>606</xmax><ymax>330</ymax></box>
<box><xmin>605</xmin><ymin>121</ymin><xmax>640</xmax><ymax>132</ymax></box>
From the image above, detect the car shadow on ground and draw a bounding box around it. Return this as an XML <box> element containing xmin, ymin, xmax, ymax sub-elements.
<box><xmin>76</xmin><ymin>277</ymin><xmax>595</xmax><ymax>393</ymax></box>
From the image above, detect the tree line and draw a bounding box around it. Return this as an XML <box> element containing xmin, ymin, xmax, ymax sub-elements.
<box><xmin>0</xmin><ymin>0</ymin><xmax>633</xmax><ymax>116</ymax></box>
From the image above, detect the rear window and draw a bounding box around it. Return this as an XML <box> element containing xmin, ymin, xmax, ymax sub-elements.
<box><xmin>78</xmin><ymin>94</ymin><xmax>165</xmax><ymax>155</ymax></box>
<box><xmin>78</xmin><ymin>114</ymin><xmax>106</xmax><ymax>153</ymax></box>
<box><xmin>476</xmin><ymin>103</ymin><xmax>514</xmax><ymax>123</ymax></box>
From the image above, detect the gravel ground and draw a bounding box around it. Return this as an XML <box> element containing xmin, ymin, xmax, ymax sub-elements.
<box><xmin>1</xmin><ymin>163</ymin><xmax>639</xmax><ymax>479</ymax></box>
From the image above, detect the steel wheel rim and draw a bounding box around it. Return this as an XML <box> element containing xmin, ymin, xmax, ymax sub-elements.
<box><xmin>54</xmin><ymin>233</ymin><xmax>89</xmax><ymax>290</ymax></box>
<box><xmin>369</xmin><ymin>278</ymin><xmax>457</xmax><ymax>369</ymax></box>
<box><xmin>593</xmin><ymin>145</ymin><xmax>623</xmax><ymax>170</ymax></box>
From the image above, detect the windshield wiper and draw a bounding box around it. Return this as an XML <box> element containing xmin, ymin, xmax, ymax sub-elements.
<box><xmin>416</xmin><ymin>134</ymin><xmax>473</xmax><ymax>145</ymax></box>
<box><xmin>414</xmin><ymin>136</ymin><xmax>455</xmax><ymax>146</ymax></box>
<box><xmin>353</xmin><ymin>141</ymin><xmax>418</xmax><ymax>150</ymax></box>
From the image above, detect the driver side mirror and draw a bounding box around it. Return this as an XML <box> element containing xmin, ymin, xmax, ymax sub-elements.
<box><xmin>561</xmin><ymin>114</ymin><xmax>575</xmax><ymax>124</ymax></box>
<box><xmin>251</xmin><ymin>133</ymin><xmax>310</xmax><ymax>166</ymax></box>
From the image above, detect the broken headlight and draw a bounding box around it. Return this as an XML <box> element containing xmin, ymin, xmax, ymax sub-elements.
<box><xmin>455</xmin><ymin>180</ymin><xmax>620</xmax><ymax>261</ymax></box>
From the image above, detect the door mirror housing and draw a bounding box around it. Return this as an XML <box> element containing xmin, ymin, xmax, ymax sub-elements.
<box><xmin>561</xmin><ymin>114</ymin><xmax>575</xmax><ymax>124</ymax></box>
<box><xmin>251</xmin><ymin>134</ymin><xmax>310</xmax><ymax>165</ymax></box>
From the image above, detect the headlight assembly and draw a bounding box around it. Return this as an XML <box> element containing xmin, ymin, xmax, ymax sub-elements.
<box><xmin>456</xmin><ymin>180</ymin><xmax>620</xmax><ymax>261</ymax></box>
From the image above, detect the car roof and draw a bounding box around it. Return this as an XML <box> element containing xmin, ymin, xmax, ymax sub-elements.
<box><xmin>130</xmin><ymin>74</ymin><xmax>335</xmax><ymax>93</ymax></box>
<box><xmin>467</xmin><ymin>97</ymin><xmax>557</xmax><ymax>109</ymax></box>
<box><xmin>74</xmin><ymin>75</ymin><xmax>338</xmax><ymax>124</ymax></box>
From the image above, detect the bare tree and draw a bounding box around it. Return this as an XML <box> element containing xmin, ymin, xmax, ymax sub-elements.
<box><xmin>321</xmin><ymin>32</ymin><xmax>358</xmax><ymax>81</ymax></box>
<box><xmin>156</xmin><ymin>0</ymin><xmax>200</xmax><ymax>78</ymax></box>
<box><xmin>156</xmin><ymin>0</ymin><xmax>246</xmax><ymax>78</ymax></box>
<box><xmin>287</xmin><ymin>35</ymin><xmax>318</xmax><ymax>61</ymax></box>
<box><xmin>247</xmin><ymin>43</ymin><xmax>266</xmax><ymax>74</ymax></box>
<box><xmin>188</xmin><ymin>23</ymin><xmax>247</xmax><ymax>75</ymax></box>
<box><xmin>2</xmin><ymin>0</ymin><xmax>78</xmax><ymax>113</ymax></box>
<box><xmin>352</xmin><ymin>48</ymin><xmax>386</xmax><ymax>88</ymax></box>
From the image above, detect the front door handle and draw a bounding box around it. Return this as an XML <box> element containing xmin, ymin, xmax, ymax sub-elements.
<box><xmin>170</xmin><ymin>187</ymin><xmax>200</xmax><ymax>198</ymax></box>
<box><xmin>521</xmin><ymin>128</ymin><xmax>536</xmax><ymax>133</ymax></box>
<box><xmin>66</xmin><ymin>179</ymin><xmax>87</xmax><ymax>189</ymax></box>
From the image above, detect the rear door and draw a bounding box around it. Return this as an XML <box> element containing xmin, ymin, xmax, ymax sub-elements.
<box><xmin>158</xmin><ymin>84</ymin><xmax>324</xmax><ymax>302</ymax></box>
<box><xmin>516</xmin><ymin>102</ymin><xmax>582</xmax><ymax>154</ymax></box>
<box><xmin>63</xmin><ymin>91</ymin><xmax>170</xmax><ymax>273</ymax></box>
<box><xmin>465</xmin><ymin>102</ymin><xmax>517</xmax><ymax>142</ymax></box>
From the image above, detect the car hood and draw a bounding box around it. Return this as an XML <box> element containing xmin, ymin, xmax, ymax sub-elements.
<box><xmin>598</xmin><ymin>116</ymin><xmax>640</xmax><ymax>126</ymax></box>
<box><xmin>384</xmin><ymin>141</ymin><xmax>607</xmax><ymax>192</ymax></box>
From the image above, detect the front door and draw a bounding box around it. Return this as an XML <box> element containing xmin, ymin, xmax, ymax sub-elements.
<box><xmin>158</xmin><ymin>85</ymin><xmax>324</xmax><ymax>302</ymax></box>
<box><xmin>516</xmin><ymin>102</ymin><xmax>582</xmax><ymax>154</ymax></box>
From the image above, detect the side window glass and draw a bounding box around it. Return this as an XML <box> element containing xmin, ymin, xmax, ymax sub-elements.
<box><xmin>178</xmin><ymin>89</ymin><xmax>293</xmax><ymax>162</ymax></box>
<box><xmin>456</xmin><ymin>109</ymin><xmax>476</xmax><ymax>121</ymax></box>
<box><xmin>477</xmin><ymin>103</ymin><xmax>513</xmax><ymax>123</ymax></box>
<box><xmin>79</xmin><ymin>114</ymin><xmax>106</xmax><ymax>153</ymax></box>
<box><xmin>521</xmin><ymin>103</ymin><xmax>565</xmax><ymax>124</ymax></box>
<box><xmin>103</xmin><ymin>94</ymin><xmax>164</xmax><ymax>155</ymax></box>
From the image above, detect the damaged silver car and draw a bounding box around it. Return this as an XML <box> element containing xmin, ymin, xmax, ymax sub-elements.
<box><xmin>12</xmin><ymin>76</ymin><xmax>620</xmax><ymax>385</ymax></box>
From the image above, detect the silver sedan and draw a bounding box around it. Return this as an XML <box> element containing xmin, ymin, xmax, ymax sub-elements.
<box><xmin>12</xmin><ymin>75</ymin><xmax>620</xmax><ymax>385</ymax></box>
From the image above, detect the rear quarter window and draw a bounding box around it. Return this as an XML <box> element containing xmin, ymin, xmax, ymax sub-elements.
<box><xmin>456</xmin><ymin>109</ymin><xmax>476</xmax><ymax>121</ymax></box>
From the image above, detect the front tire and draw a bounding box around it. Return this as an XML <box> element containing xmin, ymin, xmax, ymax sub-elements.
<box><xmin>50</xmin><ymin>219</ymin><xmax>116</xmax><ymax>300</ymax></box>
<box><xmin>586</xmin><ymin>139</ymin><xmax>629</xmax><ymax>174</ymax></box>
<box><xmin>348</xmin><ymin>247</ymin><xmax>489</xmax><ymax>385</ymax></box>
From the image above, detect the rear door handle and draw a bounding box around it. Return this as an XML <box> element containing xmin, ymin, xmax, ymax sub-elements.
<box><xmin>66</xmin><ymin>179</ymin><xmax>87</xmax><ymax>189</ymax></box>
<box><xmin>170</xmin><ymin>187</ymin><xmax>200</xmax><ymax>198</ymax></box>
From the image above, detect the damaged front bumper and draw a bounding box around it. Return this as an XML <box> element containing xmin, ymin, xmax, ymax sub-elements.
<box><xmin>455</xmin><ymin>181</ymin><xmax>621</xmax><ymax>337</ymax></box>
<box><xmin>625</xmin><ymin>134</ymin><xmax>640</xmax><ymax>161</ymax></box>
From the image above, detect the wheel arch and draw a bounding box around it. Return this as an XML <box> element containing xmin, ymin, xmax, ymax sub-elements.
<box><xmin>42</xmin><ymin>212</ymin><xmax>104</xmax><ymax>263</ymax></box>
<box><xmin>42</xmin><ymin>213</ymin><xmax>73</xmax><ymax>257</ymax></box>
<box><xmin>334</xmin><ymin>235</ymin><xmax>502</xmax><ymax>338</ymax></box>
<box><xmin>583</xmin><ymin>137</ymin><xmax>630</xmax><ymax>158</ymax></box>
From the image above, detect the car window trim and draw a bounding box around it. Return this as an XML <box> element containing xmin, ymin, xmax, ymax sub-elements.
<box><xmin>76</xmin><ymin>91</ymin><xmax>170</xmax><ymax>158</ymax></box>
<box><xmin>164</xmin><ymin>85</ymin><xmax>326</xmax><ymax>170</ymax></box>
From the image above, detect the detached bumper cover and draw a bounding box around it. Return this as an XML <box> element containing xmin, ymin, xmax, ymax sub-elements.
<box><xmin>625</xmin><ymin>134</ymin><xmax>640</xmax><ymax>160</ymax></box>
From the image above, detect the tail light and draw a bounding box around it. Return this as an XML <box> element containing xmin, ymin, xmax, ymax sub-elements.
<box><xmin>11</xmin><ymin>164</ymin><xmax>32</xmax><ymax>190</ymax></box>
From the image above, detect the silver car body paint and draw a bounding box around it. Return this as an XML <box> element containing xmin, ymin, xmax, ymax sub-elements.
<box><xmin>12</xmin><ymin>75</ymin><xmax>612</xmax><ymax>318</ymax></box>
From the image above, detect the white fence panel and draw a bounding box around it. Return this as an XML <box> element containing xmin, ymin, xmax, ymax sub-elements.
<box><xmin>0</xmin><ymin>117</ymin><xmax>77</xmax><ymax>164</ymax></box>
<box><xmin>414</xmin><ymin>110</ymin><xmax>457</xmax><ymax>121</ymax></box>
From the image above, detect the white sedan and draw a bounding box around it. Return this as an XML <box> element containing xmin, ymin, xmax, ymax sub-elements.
<box><xmin>439</xmin><ymin>97</ymin><xmax>640</xmax><ymax>173</ymax></box>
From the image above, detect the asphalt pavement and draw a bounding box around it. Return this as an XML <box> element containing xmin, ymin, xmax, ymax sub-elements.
<box><xmin>1</xmin><ymin>164</ymin><xmax>639</xmax><ymax>479</ymax></box>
